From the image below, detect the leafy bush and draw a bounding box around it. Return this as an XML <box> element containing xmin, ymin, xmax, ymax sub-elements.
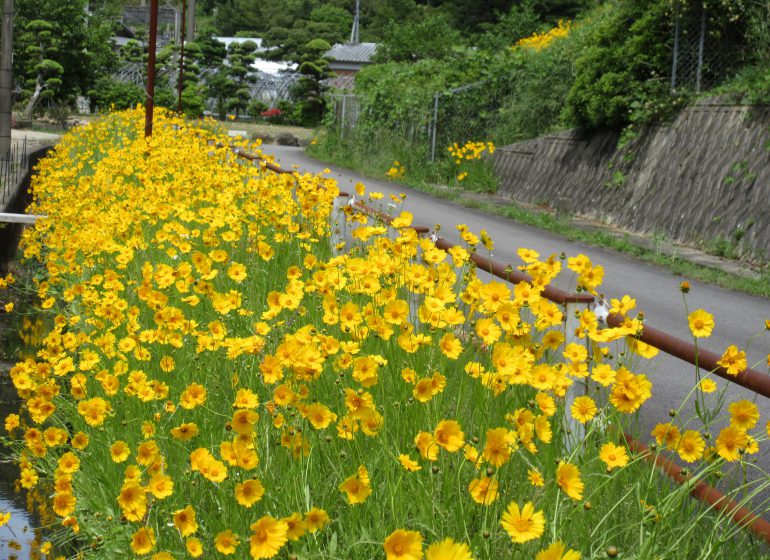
<box><xmin>563</xmin><ymin>1</ymin><xmax>673</xmax><ymax>130</ymax></box>
<box><xmin>88</xmin><ymin>77</ymin><xmax>145</xmax><ymax>112</ymax></box>
<box><xmin>372</xmin><ymin>14</ymin><xmax>464</xmax><ymax>63</ymax></box>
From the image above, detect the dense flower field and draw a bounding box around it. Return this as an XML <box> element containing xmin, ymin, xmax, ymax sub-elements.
<box><xmin>1</xmin><ymin>108</ymin><xmax>768</xmax><ymax>559</ymax></box>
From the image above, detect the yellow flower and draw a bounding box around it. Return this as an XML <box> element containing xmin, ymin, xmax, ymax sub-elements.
<box><xmin>536</xmin><ymin>541</ymin><xmax>582</xmax><ymax>560</ymax></box>
<box><xmin>434</xmin><ymin>419</ymin><xmax>465</xmax><ymax>452</ymax></box>
<box><xmin>0</xmin><ymin>511</ymin><xmax>11</xmax><ymax>527</ymax></box>
<box><xmin>227</xmin><ymin>262</ymin><xmax>248</xmax><ymax>282</ymax></box>
<box><xmin>715</xmin><ymin>425</ymin><xmax>748</xmax><ymax>462</ymax></box>
<box><xmin>570</xmin><ymin>396</ymin><xmax>597</xmax><ymax>423</ymax></box>
<box><xmin>235</xmin><ymin>479</ymin><xmax>265</xmax><ymax>507</ymax></box>
<box><xmin>500</xmin><ymin>501</ymin><xmax>546</xmax><ymax>543</ymax></box>
<box><xmin>677</xmin><ymin>430</ymin><xmax>705</xmax><ymax>462</ymax></box>
<box><xmin>174</xmin><ymin>505</ymin><xmax>198</xmax><ymax>537</ymax></box>
<box><xmin>170</xmin><ymin>422</ymin><xmax>199</xmax><ymax>441</ymax></box>
<box><xmin>687</xmin><ymin>309</ymin><xmax>714</xmax><ymax>338</ymax></box>
<box><xmin>384</xmin><ymin>529</ymin><xmax>423</xmax><ymax>560</ymax></box>
<box><xmin>52</xmin><ymin>492</ymin><xmax>76</xmax><ymax>517</ymax></box>
<box><xmin>339</xmin><ymin>465</ymin><xmax>372</xmax><ymax>505</ymax></box>
<box><xmin>215</xmin><ymin>530</ymin><xmax>240</xmax><ymax>555</ymax></box>
<box><xmin>304</xmin><ymin>507</ymin><xmax>329</xmax><ymax>533</ymax></box>
<box><xmin>556</xmin><ymin>462</ymin><xmax>584</xmax><ymax>500</ymax></box>
<box><xmin>249</xmin><ymin>516</ymin><xmax>288</xmax><ymax>559</ymax></box>
<box><xmin>426</xmin><ymin>538</ymin><xmax>473</xmax><ymax>560</ymax></box>
<box><xmin>283</xmin><ymin>512</ymin><xmax>306</xmax><ymax>541</ymax></box>
<box><xmin>131</xmin><ymin>527</ymin><xmax>156</xmax><ymax>555</ymax></box>
<box><xmin>180</xmin><ymin>382</ymin><xmax>207</xmax><ymax>409</ymax></box>
<box><xmin>482</xmin><ymin>427</ymin><xmax>514</xmax><ymax>467</ymax></box>
<box><xmin>728</xmin><ymin>399</ymin><xmax>760</xmax><ymax>430</ymax></box>
<box><xmin>468</xmin><ymin>476</ymin><xmax>499</xmax><ymax>505</ymax></box>
<box><xmin>599</xmin><ymin>442</ymin><xmax>629</xmax><ymax>471</ymax></box>
<box><xmin>651</xmin><ymin>423</ymin><xmax>681</xmax><ymax>450</ymax></box>
<box><xmin>528</xmin><ymin>468</ymin><xmax>544</xmax><ymax>487</ymax></box>
<box><xmin>717</xmin><ymin>345</ymin><xmax>747</xmax><ymax>375</ymax></box>
<box><xmin>398</xmin><ymin>454</ymin><xmax>422</xmax><ymax>471</ymax></box>
<box><xmin>699</xmin><ymin>379</ymin><xmax>717</xmax><ymax>393</ymax></box>
<box><xmin>609</xmin><ymin>295</ymin><xmax>636</xmax><ymax>315</ymax></box>
<box><xmin>148</xmin><ymin>473</ymin><xmax>174</xmax><ymax>499</ymax></box>
<box><xmin>186</xmin><ymin>537</ymin><xmax>204</xmax><ymax>557</ymax></box>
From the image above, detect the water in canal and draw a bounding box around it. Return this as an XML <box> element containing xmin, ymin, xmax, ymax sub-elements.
<box><xmin>1</xmin><ymin>264</ymin><xmax>48</xmax><ymax>560</ymax></box>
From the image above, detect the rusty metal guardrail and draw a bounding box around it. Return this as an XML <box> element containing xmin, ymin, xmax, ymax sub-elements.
<box><xmin>606</xmin><ymin>313</ymin><xmax>770</xmax><ymax>399</ymax></box>
<box><xmin>241</xmin><ymin>146</ymin><xmax>770</xmax><ymax>544</ymax></box>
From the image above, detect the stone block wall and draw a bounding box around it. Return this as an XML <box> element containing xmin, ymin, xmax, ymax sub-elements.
<box><xmin>493</xmin><ymin>101</ymin><xmax>770</xmax><ymax>261</ymax></box>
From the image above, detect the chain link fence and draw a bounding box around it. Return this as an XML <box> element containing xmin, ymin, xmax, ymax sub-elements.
<box><xmin>329</xmin><ymin>80</ymin><xmax>512</xmax><ymax>162</ymax></box>
<box><xmin>670</xmin><ymin>0</ymin><xmax>748</xmax><ymax>93</ymax></box>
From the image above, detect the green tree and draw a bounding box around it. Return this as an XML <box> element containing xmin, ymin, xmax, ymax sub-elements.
<box><xmin>372</xmin><ymin>13</ymin><xmax>463</xmax><ymax>62</ymax></box>
<box><xmin>224</xmin><ymin>40</ymin><xmax>259</xmax><ymax>117</ymax></box>
<box><xmin>213</xmin><ymin>0</ymin><xmax>264</xmax><ymax>36</ymax></box>
<box><xmin>14</xmin><ymin>0</ymin><xmax>116</xmax><ymax>116</ymax></box>
<box><xmin>18</xmin><ymin>20</ymin><xmax>64</xmax><ymax>119</ymax></box>
<box><xmin>262</xmin><ymin>12</ymin><xmax>349</xmax><ymax>63</ymax></box>
<box><xmin>290</xmin><ymin>38</ymin><xmax>332</xmax><ymax>126</ymax></box>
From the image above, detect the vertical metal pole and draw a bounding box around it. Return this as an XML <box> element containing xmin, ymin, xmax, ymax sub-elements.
<box><xmin>696</xmin><ymin>2</ymin><xmax>706</xmax><ymax>92</ymax></box>
<box><xmin>186</xmin><ymin>0</ymin><xmax>195</xmax><ymax>42</ymax></box>
<box><xmin>340</xmin><ymin>95</ymin><xmax>346</xmax><ymax>139</ymax></box>
<box><xmin>671</xmin><ymin>0</ymin><xmax>680</xmax><ymax>93</ymax></box>
<box><xmin>178</xmin><ymin>0</ymin><xmax>186</xmax><ymax>113</ymax></box>
<box><xmin>145</xmin><ymin>0</ymin><xmax>159</xmax><ymax>138</ymax></box>
<box><xmin>430</xmin><ymin>93</ymin><xmax>439</xmax><ymax>162</ymax></box>
<box><xmin>0</xmin><ymin>0</ymin><xmax>13</xmax><ymax>160</ymax></box>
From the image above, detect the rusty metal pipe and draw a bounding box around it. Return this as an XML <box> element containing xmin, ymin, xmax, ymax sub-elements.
<box><xmin>607</xmin><ymin>313</ymin><xmax>770</xmax><ymax>400</ymax></box>
<box><xmin>433</xmin><ymin>237</ymin><xmax>595</xmax><ymax>305</ymax></box>
<box><xmin>234</xmin><ymin>148</ymin><xmax>291</xmax><ymax>174</ymax></box>
<box><xmin>624</xmin><ymin>433</ymin><xmax>770</xmax><ymax>544</ymax></box>
<box><xmin>351</xmin><ymin>201</ymin><xmax>429</xmax><ymax>234</ymax></box>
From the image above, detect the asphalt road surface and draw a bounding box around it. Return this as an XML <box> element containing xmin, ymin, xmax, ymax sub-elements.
<box><xmin>265</xmin><ymin>144</ymin><xmax>770</xmax><ymax>488</ymax></box>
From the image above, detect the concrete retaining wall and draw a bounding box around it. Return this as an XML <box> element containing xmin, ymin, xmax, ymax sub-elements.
<box><xmin>493</xmin><ymin>101</ymin><xmax>770</xmax><ymax>261</ymax></box>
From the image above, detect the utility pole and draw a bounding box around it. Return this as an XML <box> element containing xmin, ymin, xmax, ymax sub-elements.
<box><xmin>178</xmin><ymin>0</ymin><xmax>185</xmax><ymax>113</ymax></box>
<box><xmin>186</xmin><ymin>0</ymin><xmax>195</xmax><ymax>42</ymax></box>
<box><xmin>145</xmin><ymin>0</ymin><xmax>158</xmax><ymax>138</ymax></box>
<box><xmin>0</xmin><ymin>0</ymin><xmax>13</xmax><ymax>159</ymax></box>
<box><xmin>350</xmin><ymin>0</ymin><xmax>360</xmax><ymax>43</ymax></box>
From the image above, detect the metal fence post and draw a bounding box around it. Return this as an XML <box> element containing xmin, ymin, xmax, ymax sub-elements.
<box><xmin>671</xmin><ymin>0</ymin><xmax>680</xmax><ymax>92</ymax></box>
<box><xmin>696</xmin><ymin>3</ymin><xmax>706</xmax><ymax>92</ymax></box>
<box><xmin>331</xmin><ymin>193</ymin><xmax>349</xmax><ymax>254</ymax></box>
<box><xmin>340</xmin><ymin>95</ymin><xmax>347</xmax><ymax>140</ymax></box>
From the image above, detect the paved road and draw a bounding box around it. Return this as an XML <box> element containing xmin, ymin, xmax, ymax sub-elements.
<box><xmin>266</xmin><ymin>145</ymin><xmax>770</xmax><ymax>473</ymax></box>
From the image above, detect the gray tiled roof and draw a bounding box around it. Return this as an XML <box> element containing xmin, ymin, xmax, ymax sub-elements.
<box><xmin>324</xmin><ymin>42</ymin><xmax>378</xmax><ymax>63</ymax></box>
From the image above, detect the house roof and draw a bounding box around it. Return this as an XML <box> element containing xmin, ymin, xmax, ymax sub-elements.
<box><xmin>324</xmin><ymin>42</ymin><xmax>378</xmax><ymax>64</ymax></box>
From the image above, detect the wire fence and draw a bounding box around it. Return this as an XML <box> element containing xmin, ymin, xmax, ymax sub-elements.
<box><xmin>328</xmin><ymin>80</ymin><xmax>513</xmax><ymax>162</ymax></box>
<box><xmin>0</xmin><ymin>140</ymin><xmax>29</xmax><ymax>210</ymax></box>
<box><xmin>670</xmin><ymin>0</ymin><xmax>748</xmax><ymax>93</ymax></box>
